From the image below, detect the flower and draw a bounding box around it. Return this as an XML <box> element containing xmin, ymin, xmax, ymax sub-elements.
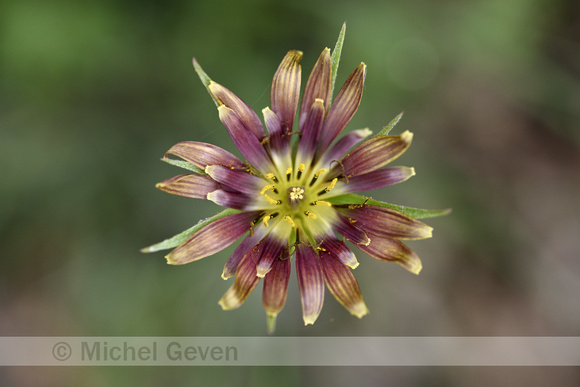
<box><xmin>143</xmin><ymin>25</ymin><xmax>446</xmax><ymax>333</ymax></box>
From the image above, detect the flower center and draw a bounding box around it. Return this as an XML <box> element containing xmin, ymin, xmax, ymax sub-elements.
<box><xmin>258</xmin><ymin>163</ymin><xmax>339</xmax><ymax>233</ymax></box>
<box><xmin>289</xmin><ymin>186</ymin><xmax>305</xmax><ymax>203</ymax></box>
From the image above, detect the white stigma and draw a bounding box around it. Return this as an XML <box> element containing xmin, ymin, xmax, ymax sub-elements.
<box><xmin>289</xmin><ymin>187</ymin><xmax>305</xmax><ymax>202</ymax></box>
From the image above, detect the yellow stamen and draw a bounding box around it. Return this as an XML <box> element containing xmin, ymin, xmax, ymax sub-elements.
<box><xmin>284</xmin><ymin>215</ymin><xmax>295</xmax><ymax>228</ymax></box>
<box><xmin>265</xmin><ymin>173</ymin><xmax>278</xmax><ymax>182</ymax></box>
<box><xmin>264</xmin><ymin>194</ymin><xmax>280</xmax><ymax>205</ymax></box>
<box><xmin>263</xmin><ymin>215</ymin><xmax>271</xmax><ymax>227</ymax></box>
<box><xmin>297</xmin><ymin>163</ymin><xmax>305</xmax><ymax>179</ymax></box>
<box><xmin>323</xmin><ymin>178</ymin><xmax>338</xmax><ymax>193</ymax></box>
<box><xmin>314</xmin><ymin>168</ymin><xmax>327</xmax><ymax>178</ymax></box>
<box><xmin>305</xmin><ymin>211</ymin><xmax>317</xmax><ymax>219</ymax></box>
<box><xmin>313</xmin><ymin>200</ymin><xmax>332</xmax><ymax>207</ymax></box>
<box><xmin>260</xmin><ymin>184</ymin><xmax>276</xmax><ymax>195</ymax></box>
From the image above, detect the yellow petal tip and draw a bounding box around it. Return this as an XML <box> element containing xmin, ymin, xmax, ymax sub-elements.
<box><xmin>401</xmin><ymin>130</ymin><xmax>414</xmax><ymax>143</ymax></box>
<box><xmin>351</xmin><ymin>302</ymin><xmax>369</xmax><ymax>319</ymax></box>
<box><xmin>359</xmin><ymin>128</ymin><xmax>373</xmax><ymax>137</ymax></box>
<box><xmin>218</xmin><ymin>291</ymin><xmax>240</xmax><ymax>311</ymax></box>
<box><xmin>164</xmin><ymin>255</ymin><xmax>176</xmax><ymax>265</ymax></box>
<box><xmin>303</xmin><ymin>314</ymin><xmax>319</xmax><ymax>326</ymax></box>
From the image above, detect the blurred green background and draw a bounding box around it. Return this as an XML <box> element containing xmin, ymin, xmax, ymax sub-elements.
<box><xmin>2</xmin><ymin>0</ymin><xmax>580</xmax><ymax>385</ymax></box>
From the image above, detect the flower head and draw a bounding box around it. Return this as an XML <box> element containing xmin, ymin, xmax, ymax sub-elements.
<box><xmin>143</xmin><ymin>24</ymin><xmax>449</xmax><ymax>333</ymax></box>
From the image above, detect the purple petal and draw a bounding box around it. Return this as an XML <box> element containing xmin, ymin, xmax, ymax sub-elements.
<box><xmin>333</xmin><ymin>167</ymin><xmax>415</xmax><ymax>194</ymax></box>
<box><xmin>218</xmin><ymin>106</ymin><xmax>273</xmax><ymax>172</ymax></box>
<box><xmin>262</xmin><ymin>257</ymin><xmax>291</xmax><ymax>333</ymax></box>
<box><xmin>319</xmin><ymin>128</ymin><xmax>372</xmax><ymax>168</ymax></box>
<box><xmin>271</xmin><ymin>50</ymin><xmax>302</xmax><ymax>140</ymax></box>
<box><xmin>320</xmin><ymin>253</ymin><xmax>369</xmax><ymax>318</ymax></box>
<box><xmin>205</xmin><ymin>165</ymin><xmax>264</xmax><ymax>194</ymax></box>
<box><xmin>356</xmin><ymin>237</ymin><xmax>423</xmax><ymax>275</ymax></box>
<box><xmin>297</xmin><ymin>98</ymin><xmax>325</xmax><ymax>162</ymax></box>
<box><xmin>209</xmin><ymin>81</ymin><xmax>265</xmax><ymax>140</ymax></box>
<box><xmin>319</xmin><ymin>237</ymin><xmax>359</xmax><ymax>269</ymax></box>
<box><xmin>338</xmin><ymin>205</ymin><xmax>433</xmax><ymax>240</ymax></box>
<box><xmin>155</xmin><ymin>174</ymin><xmax>220</xmax><ymax>199</ymax></box>
<box><xmin>262</xmin><ymin>107</ymin><xmax>289</xmax><ymax>158</ymax></box>
<box><xmin>164</xmin><ymin>141</ymin><xmax>245</xmax><ymax>170</ymax></box>
<box><xmin>222</xmin><ymin>226</ymin><xmax>268</xmax><ymax>279</ymax></box>
<box><xmin>295</xmin><ymin>243</ymin><xmax>324</xmax><ymax>325</ymax></box>
<box><xmin>317</xmin><ymin>63</ymin><xmax>367</xmax><ymax>153</ymax></box>
<box><xmin>218</xmin><ymin>249</ymin><xmax>261</xmax><ymax>310</ymax></box>
<box><xmin>207</xmin><ymin>189</ymin><xmax>256</xmax><ymax>210</ymax></box>
<box><xmin>333</xmin><ymin>215</ymin><xmax>371</xmax><ymax>246</ymax></box>
<box><xmin>339</xmin><ymin>131</ymin><xmax>413</xmax><ymax>177</ymax></box>
<box><xmin>255</xmin><ymin>235</ymin><xmax>287</xmax><ymax>278</ymax></box>
<box><xmin>299</xmin><ymin>48</ymin><xmax>331</xmax><ymax>131</ymax></box>
<box><xmin>165</xmin><ymin>211</ymin><xmax>258</xmax><ymax>265</ymax></box>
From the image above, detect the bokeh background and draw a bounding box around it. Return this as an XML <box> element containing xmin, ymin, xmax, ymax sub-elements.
<box><xmin>2</xmin><ymin>0</ymin><xmax>579</xmax><ymax>385</ymax></box>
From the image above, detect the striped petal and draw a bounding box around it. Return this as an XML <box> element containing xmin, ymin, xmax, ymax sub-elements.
<box><xmin>356</xmin><ymin>237</ymin><xmax>423</xmax><ymax>275</ymax></box>
<box><xmin>338</xmin><ymin>205</ymin><xmax>433</xmax><ymax>240</ymax></box>
<box><xmin>262</xmin><ymin>107</ymin><xmax>291</xmax><ymax>164</ymax></box>
<box><xmin>222</xmin><ymin>225</ymin><xmax>268</xmax><ymax>279</ymax></box>
<box><xmin>317</xmin><ymin>63</ymin><xmax>366</xmax><ymax>153</ymax></box>
<box><xmin>297</xmin><ymin>98</ymin><xmax>325</xmax><ymax>162</ymax></box>
<box><xmin>339</xmin><ymin>131</ymin><xmax>413</xmax><ymax>178</ymax></box>
<box><xmin>155</xmin><ymin>174</ymin><xmax>219</xmax><ymax>199</ymax></box>
<box><xmin>333</xmin><ymin>215</ymin><xmax>370</xmax><ymax>246</ymax></box>
<box><xmin>218</xmin><ymin>249</ymin><xmax>261</xmax><ymax>310</ymax></box>
<box><xmin>164</xmin><ymin>141</ymin><xmax>245</xmax><ymax>170</ymax></box>
<box><xmin>320</xmin><ymin>128</ymin><xmax>372</xmax><ymax>168</ymax></box>
<box><xmin>218</xmin><ymin>105</ymin><xmax>273</xmax><ymax>172</ymax></box>
<box><xmin>205</xmin><ymin>165</ymin><xmax>264</xmax><ymax>194</ymax></box>
<box><xmin>320</xmin><ymin>253</ymin><xmax>368</xmax><ymax>318</ymax></box>
<box><xmin>165</xmin><ymin>211</ymin><xmax>258</xmax><ymax>265</ymax></box>
<box><xmin>296</xmin><ymin>243</ymin><xmax>324</xmax><ymax>325</ymax></box>
<box><xmin>299</xmin><ymin>47</ymin><xmax>331</xmax><ymax>131</ymax></box>
<box><xmin>319</xmin><ymin>237</ymin><xmax>359</xmax><ymax>269</ymax></box>
<box><xmin>332</xmin><ymin>167</ymin><xmax>415</xmax><ymax>194</ymax></box>
<box><xmin>255</xmin><ymin>235</ymin><xmax>286</xmax><ymax>278</ymax></box>
<box><xmin>209</xmin><ymin>81</ymin><xmax>265</xmax><ymax>140</ymax></box>
<box><xmin>262</xmin><ymin>257</ymin><xmax>291</xmax><ymax>333</ymax></box>
<box><xmin>271</xmin><ymin>50</ymin><xmax>302</xmax><ymax>137</ymax></box>
<box><xmin>207</xmin><ymin>189</ymin><xmax>257</xmax><ymax>210</ymax></box>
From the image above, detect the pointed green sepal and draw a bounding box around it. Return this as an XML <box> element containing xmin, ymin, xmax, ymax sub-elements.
<box><xmin>193</xmin><ymin>58</ymin><xmax>220</xmax><ymax>107</ymax></box>
<box><xmin>376</xmin><ymin>112</ymin><xmax>404</xmax><ymax>136</ymax></box>
<box><xmin>326</xmin><ymin>193</ymin><xmax>452</xmax><ymax>219</ymax></box>
<box><xmin>329</xmin><ymin>22</ymin><xmax>346</xmax><ymax>105</ymax></box>
<box><xmin>161</xmin><ymin>157</ymin><xmax>205</xmax><ymax>174</ymax></box>
<box><xmin>140</xmin><ymin>208</ymin><xmax>243</xmax><ymax>253</ymax></box>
